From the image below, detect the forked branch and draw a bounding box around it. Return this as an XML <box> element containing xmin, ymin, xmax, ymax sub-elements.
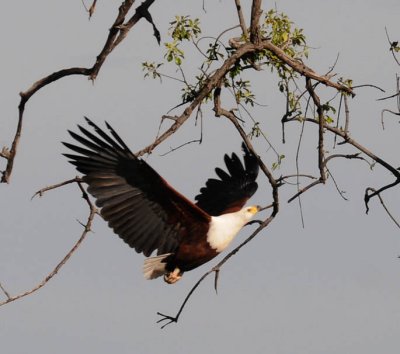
<box><xmin>0</xmin><ymin>179</ymin><xmax>97</xmax><ymax>307</ymax></box>
<box><xmin>1</xmin><ymin>0</ymin><xmax>158</xmax><ymax>183</ymax></box>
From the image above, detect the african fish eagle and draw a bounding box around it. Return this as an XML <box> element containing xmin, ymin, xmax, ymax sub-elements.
<box><xmin>63</xmin><ymin>118</ymin><xmax>260</xmax><ymax>284</ymax></box>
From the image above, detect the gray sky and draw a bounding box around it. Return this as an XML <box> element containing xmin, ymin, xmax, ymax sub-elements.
<box><xmin>1</xmin><ymin>1</ymin><xmax>400</xmax><ymax>353</ymax></box>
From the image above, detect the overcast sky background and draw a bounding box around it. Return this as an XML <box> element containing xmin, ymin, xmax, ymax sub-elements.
<box><xmin>1</xmin><ymin>1</ymin><xmax>400</xmax><ymax>353</ymax></box>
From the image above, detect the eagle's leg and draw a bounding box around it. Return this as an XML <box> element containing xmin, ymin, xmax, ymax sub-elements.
<box><xmin>164</xmin><ymin>268</ymin><xmax>183</xmax><ymax>284</ymax></box>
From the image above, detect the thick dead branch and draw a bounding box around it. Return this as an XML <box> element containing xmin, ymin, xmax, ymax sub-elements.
<box><xmin>228</xmin><ymin>39</ymin><xmax>354</xmax><ymax>95</ymax></box>
<box><xmin>250</xmin><ymin>0</ymin><xmax>263</xmax><ymax>44</ymax></box>
<box><xmin>1</xmin><ymin>0</ymin><xmax>157</xmax><ymax>184</ymax></box>
<box><xmin>234</xmin><ymin>0</ymin><xmax>248</xmax><ymax>38</ymax></box>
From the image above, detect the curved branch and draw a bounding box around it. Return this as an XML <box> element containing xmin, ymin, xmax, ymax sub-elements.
<box><xmin>228</xmin><ymin>39</ymin><xmax>354</xmax><ymax>95</ymax></box>
<box><xmin>1</xmin><ymin>0</ymin><xmax>158</xmax><ymax>183</ymax></box>
<box><xmin>364</xmin><ymin>180</ymin><xmax>400</xmax><ymax>214</ymax></box>
<box><xmin>286</xmin><ymin>116</ymin><xmax>400</xmax><ymax>205</ymax></box>
<box><xmin>157</xmin><ymin>216</ymin><xmax>274</xmax><ymax>328</ymax></box>
<box><xmin>0</xmin><ymin>179</ymin><xmax>97</xmax><ymax>307</ymax></box>
<box><xmin>381</xmin><ymin>109</ymin><xmax>400</xmax><ymax>130</ymax></box>
<box><xmin>365</xmin><ymin>188</ymin><xmax>400</xmax><ymax>228</ymax></box>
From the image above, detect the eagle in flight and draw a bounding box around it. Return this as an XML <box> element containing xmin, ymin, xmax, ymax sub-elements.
<box><xmin>63</xmin><ymin>118</ymin><xmax>260</xmax><ymax>284</ymax></box>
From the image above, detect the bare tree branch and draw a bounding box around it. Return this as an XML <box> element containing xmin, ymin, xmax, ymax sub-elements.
<box><xmin>32</xmin><ymin>177</ymin><xmax>83</xmax><ymax>199</ymax></box>
<box><xmin>89</xmin><ymin>0</ymin><xmax>98</xmax><ymax>19</ymax></box>
<box><xmin>306</xmin><ymin>78</ymin><xmax>326</xmax><ymax>183</ymax></box>
<box><xmin>234</xmin><ymin>0</ymin><xmax>248</xmax><ymax>38</ymax></box>
<box><xmin>285</xmin><ymin>115</ymin><xmax>400</xmax><ymax>205</ymax></box>
<box><xmin>0</xmin><ymin>179</ymin><xmax>97</xmax><ymax>307</ymax></box>
<box><xmin>365</xmin><ymin>188</ymin><xmax>400</xmax><ymax>229</ymax></box>
<box><xmin>1</xmin><ymin>0</ymin><xmax>158</xmax><ymax>184</ymax></box>
<box><xmin>385</xmin><ymin>27</ymin><xmax>400</xmax><ymax>66</ymax></box>
<box><xmin>380</xmin><ymin>75</ymin><xmax>400</xmax><ymax>129</ymax></box>
<box><xmin>250</xmin><ymin>0</ymin><xmax>263</xmax><ymax>44</ymax></box>
<box><xmin>0</xmin><ymin>283</ymin><xmax>11</xmax><ymax>300</ymax></box>
<box><xmin>157</xmin><ymin>217</ymin><xmax>274</xmax><ymax>328</ymax></box>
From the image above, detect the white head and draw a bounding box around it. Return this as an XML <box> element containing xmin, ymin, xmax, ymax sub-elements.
<box><xmin>238</xmin><ymin>205</ymin><xmax>261</xmax><ymax>223</ymax></box>
<box><xmin>207</xmin><ymin>205</ymin><xmax>261</xmax><ymax>252</ymax></box>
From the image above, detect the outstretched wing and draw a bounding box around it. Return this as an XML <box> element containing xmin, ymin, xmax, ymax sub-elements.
<box><xmin>194</xmin><ymin>143</ymin><xmax>259</xmax><ymax>216</ymax></box>
<box><xmin>63</xmin><ymin>118</ymin><xmax>210</xmax><ymax>257</ymax></box>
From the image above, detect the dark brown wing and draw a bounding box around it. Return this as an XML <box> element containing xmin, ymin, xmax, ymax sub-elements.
<box><xmin>194</xmin><ymin>143</ymin><xmax>259</xmax><ymax>216</ymax></box>
<box><xmin>63</xmin><ymin>118</ymin><xmax>210</xmax><ymax>257</ymax></box>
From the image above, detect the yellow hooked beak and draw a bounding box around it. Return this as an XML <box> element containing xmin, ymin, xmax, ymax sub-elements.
<box><xmin>248</xmin><ymin>205</ymin><xmax>261</xmax><ymax>215</ymax></box>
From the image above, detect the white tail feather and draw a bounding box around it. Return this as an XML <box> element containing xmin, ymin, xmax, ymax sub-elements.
<box><xmin>143</xmin><ymin>253</ymin><xmax>172</xmax><ymax>280</ymax></box>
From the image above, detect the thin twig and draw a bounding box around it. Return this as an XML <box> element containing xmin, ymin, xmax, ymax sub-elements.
<box><xmin>88</xmin><ymin>0</ymin><xmax>98</xmax><ymax>19</ymax></box>
<box><xmin>287</xmin><ymin>180</ymin><xmax>322</xmax><ymax>203</ymax></box>
<box><xmin>0</xmin><ymin>179</ymin><xmax>97</xmax><ymax>307</ymax></box>
<box><xmin>277</xmin><ymin>174</ymin><xmax>317</xmax><ymax>186</ymax></box>
<box><xmin>0</xmin><ymin>283</ymin><xmax>11</xmax><ymax>300</ymax></box>
<box><xmin>286</xmin><ymin>115</ymin><xmax>400</xmax><ymax>206</ymax></box>
<box><xmin>326</xmin><ymin>168</ymin><xmax>348</xmax><ymax>201</ymax></box>
<box><xmin>333</xmin><ymin>93</ymin><xmax>343</xmax><ymax>148</ymax></box>
<box><xmin>352</xmin><ymin>84</ymin><xmax>385</xmax><ymax>92</ymax></box>
<box><xmin>377</xmin><ymin>92</ymin><xmax>400</xmax><ymax>101</ymax></box>
<box><xmin>343</xmin><ymin>94</ymin><xmax>350</xmax><ymax>136</ymax></box>
<box><xmin>32</xmin><ymin>177</ymin><xmax>83</xmax><ymax>199</ymax></box>
<box><xmin>381</xmin><ymin>110</ymin><xmax>400</xmax><ymax>130</ymax></box>
<box><xmin>385</xmin><ymin>27</ymin><xmax>400</xmax><ymax>66</ymax></box>
<box><xmin>306</xmin><ymin>78</ymin><xmax>326</xmax><ymax>183</ymax></box>
<box><xmin>365</xmin><ymin>188</ymin><xmax>400</xmax><ymax>229</ymax></box>
<box><xmin>364</xmin><ymin>180</ymin><xmax>400</xmax><ymax>214</ymax></box>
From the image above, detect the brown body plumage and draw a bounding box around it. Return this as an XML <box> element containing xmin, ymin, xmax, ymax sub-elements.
<box><xmin>64</xmin><ymin>118</ymin><xmax>259</xmax><ymax>283</ymax></box>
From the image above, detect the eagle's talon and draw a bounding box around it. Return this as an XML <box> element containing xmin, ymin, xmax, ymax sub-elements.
<box><xmin>164</xmin><ymin>268</ymin><xmax>182</xmax><ymax>284</ymax></box>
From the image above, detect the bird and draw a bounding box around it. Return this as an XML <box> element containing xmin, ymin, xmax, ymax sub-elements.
<box><xmin>63</xmin><ymin>118</ymin><xmax>260</xmax><ymax>284</ymax></box>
